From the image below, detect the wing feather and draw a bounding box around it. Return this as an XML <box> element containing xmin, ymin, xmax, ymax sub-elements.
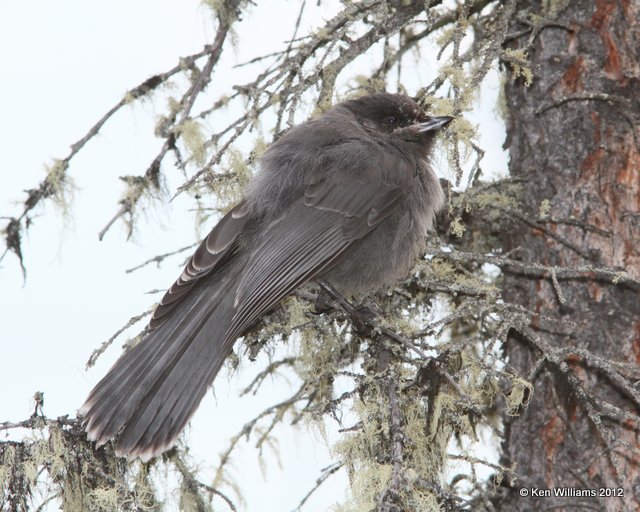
<box><xmin>227</xmin><ymin>173</ymin><xmax>406</xmax><ymax>342</ymax></box>
<box><xmin>150</xmin><ymin>200</ymin><xmax>249</xmax><ymax>328</ymax></box>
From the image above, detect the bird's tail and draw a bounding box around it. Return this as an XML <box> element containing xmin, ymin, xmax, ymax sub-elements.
<box><xmin>79</xmin><ymin>264</ymin><xmax>241</xmax><ymax>461</ymax></box>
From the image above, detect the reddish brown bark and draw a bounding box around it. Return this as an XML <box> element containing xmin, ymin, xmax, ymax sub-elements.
<box><xmin>497</xmin><ymin>1</ymin><xmax>640</xmax><ymax>510</ymax></box>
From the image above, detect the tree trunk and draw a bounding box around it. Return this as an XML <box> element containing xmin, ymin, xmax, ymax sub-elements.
<box><xmin>498</xmin><ymin>1</ymin><xmax>640</xmax><ymax>510</ymax></box>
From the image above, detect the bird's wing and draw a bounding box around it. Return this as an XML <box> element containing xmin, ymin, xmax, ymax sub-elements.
<box><xmin>149</xmin><ymin>200</ymin><xmax>250</xmax><ymax>329</ymax></box>
<box><xmin>226</xmin><ymin>175</ymin><xmax>406</xmax><ymax>341</ymax></box>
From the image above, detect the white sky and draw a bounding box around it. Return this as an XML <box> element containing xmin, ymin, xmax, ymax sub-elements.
<box><xmin>0</xmin><ymin>1</ymin><xmax>507</xmax><ymax>510</ymax></box>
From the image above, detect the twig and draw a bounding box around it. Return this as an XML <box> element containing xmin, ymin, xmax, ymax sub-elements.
<box><xmin>85</xmin><ymin>308</ymin><xmax>153</xmax><ymax>369</ymax></box>
<box><xmin>172</xmin><ymin>451</ymin><xmax>238</xmax><ymax>512</ymax></box>
<box><xmin>125</xmin><ymin>243</ymin><xmax>197</xmax><ymax>274</ymax></box>
<box><xmin>291</xmin><ymin>462</ymin><xmax>343</xmax><ymax>512</ymax></box>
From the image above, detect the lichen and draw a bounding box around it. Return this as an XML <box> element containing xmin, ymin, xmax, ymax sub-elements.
<box><xmin>506</xmin><ymin>377</ymin><xmax>534</xmax><ymax>416</ymax></box>
<box><xmin>175</xmin><ymin>119</ymin><xmax>207</xmax><ymax>166</ymax></box>
<box><xmin>450</xmin><ymin>217</ymin><xmax>467</xmax><ymax>237</ymax></box>
<box><xmin>503</xmin><ymin>49</ymin><xmax>533</xmax><ymax>86</ymax></box>
<box><xmin>539</xmin><ymin>198</ymin><xmax>551</xmax><ymax>219</ymax></box>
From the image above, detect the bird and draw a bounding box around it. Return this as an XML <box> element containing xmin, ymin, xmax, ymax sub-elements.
<box><xmin>79</xmin><ymin>92</ymin><xmax>451</xmax><ymax>461</ymax></box>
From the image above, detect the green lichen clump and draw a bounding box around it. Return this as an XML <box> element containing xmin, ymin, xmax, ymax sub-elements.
<box><xmin>506</xmin><ymin>377</ymin><xmax>534</xmax><ymax>416</ymax></box>
<box><xmin>331</xmin><ymin>354</ymin><xmax>480</xmax><ymax>511</ymax></box>
<box><xmin>44</xmin><ymin>159</ymin><xmax>75</xmax><ymax>215</ymax></box>
<box><xmin>0</xmin><ymin>422</ymin><xmax>135</xmax><ymax>511</ymax></box>
<box><xmin>503</xmin><ymin>49</ymin><xmax>533</xmax><ymax>87</ymax></box>
<box><xmin>176</xmin><ymin>120</ymin><xmax>208</xmax><ymax>166</ymax></box>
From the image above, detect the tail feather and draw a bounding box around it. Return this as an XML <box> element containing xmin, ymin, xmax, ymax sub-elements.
<box><xmin>115</xmin><ymin>291</ymin><xmax>237</xmax><ymax>457</ymax></box>
<box><xmin>80</xmin><ymin>265</ymin><xmax>241</xmax><ymax>461</ymax></box>
<box><xmin>81</xmin><ymin>299</ymin><xmax>208</xmax><ymax>443</ymax></box>
<box><xmin>80</xmin><ymin>284</ymin><xmax>210</xmax><ymax>440</ymax></box>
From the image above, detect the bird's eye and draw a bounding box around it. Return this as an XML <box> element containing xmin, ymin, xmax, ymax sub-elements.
<box><xmin>385</xmin><ymin>115</ymin><xmax>399</xmax><ymax>126</ymax></box>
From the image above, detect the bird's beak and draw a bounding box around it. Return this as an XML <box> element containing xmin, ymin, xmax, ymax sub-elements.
<box><xmin>416</xmin><ymin>116</ymin><xmax>454</xmax><ymax>133</ymax></box>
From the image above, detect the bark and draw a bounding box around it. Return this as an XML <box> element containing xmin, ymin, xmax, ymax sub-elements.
<box><xmin>497</xmin><ymin>1</ymin><xmax>640</xmax><ymax>510</ymax></box>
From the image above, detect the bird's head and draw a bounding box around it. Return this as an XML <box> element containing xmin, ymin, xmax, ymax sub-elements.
<box><xmin>342</xmin><ymin>93</ymin><xmax>453</xmax><ymax>138</ymax></box>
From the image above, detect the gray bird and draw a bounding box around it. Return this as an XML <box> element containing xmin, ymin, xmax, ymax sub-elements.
<box><xmin>79</xmin><ymin>93</ymin><xmax>451</xmax><ymax>461</ymax></box>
